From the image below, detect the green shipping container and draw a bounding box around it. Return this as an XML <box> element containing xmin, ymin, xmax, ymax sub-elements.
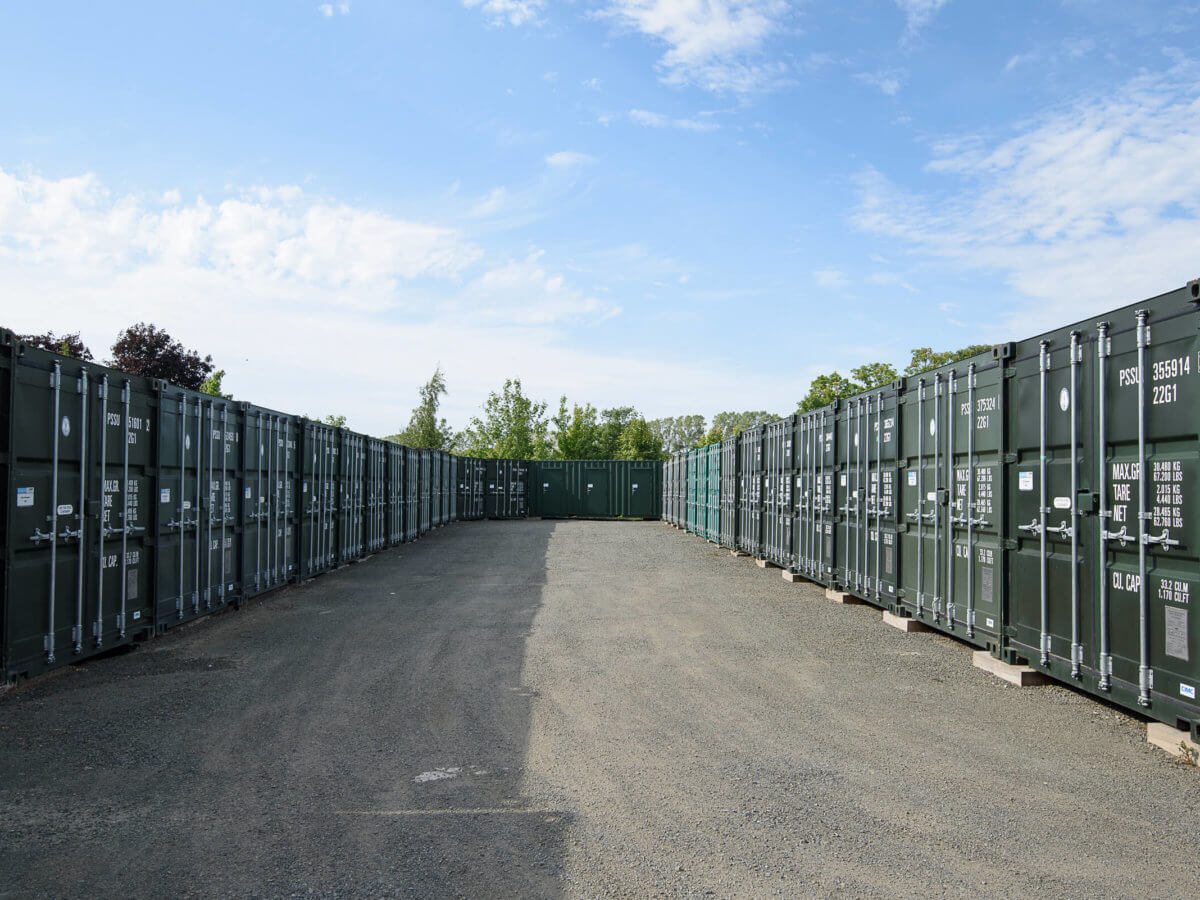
<box><xmin>529</xmin><ymin>460</ymin><xmax>661</xmax><ymax>519</ymax></box>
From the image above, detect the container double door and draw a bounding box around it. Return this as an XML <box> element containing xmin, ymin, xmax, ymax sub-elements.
<box><xmin>896</xmin><ymin>356</ymin><xmax>1003</xmax><ymax>642</ymax></box>
<box><xmin>387</xmin><ymin>444</ymin><xmax>404</xmax><ymax>545</ymax></box>
<box><xmin>685</xmin><ymin>452</ymin><xmax>700</xmax><ymax>533</ymax></box>
<box><xmin>704</xmin><ymin>444</ymin><xmax>721</xmax><ymax>542</ymax></box>
<box><xmin>300</xmin><ymin>421</ymin><xmax>339</xmax><ymax>577</ymax></box>
<box><xmin>762</xmin><ymin>418</ymin><xmax>793</xmax><ymax>567</ymax></box>
<box><xmin>1007</xmin><ymin>298</ymin><xmax>1198</xmax><ymax>725</ymax></box>
<box><xmin>737</xmin><ymin>428</ymin><xmax>764</xmax><ymax>556</ymax></box>
<box><xmin>792</xmin><ymin>407</ymin><xmax>836</xmax><ymax>583</ymax></box>
<box><xmin>155</xmin><ymin>390</ymin><xmax>241</xmax><ymax>626</ymax></box>
<box><xmin>418</xmin><ymin>450</ymin><xmax>432</xmax><ymax>534</ymax></box>
<box><xmin>403</xmin><ymin>448</ymin><xmax>420</xmax><ymax>541</ymax></box>
<box><xmin>832</xmin><ymin>391</ymin><xmax>901</xmax><ymax>604</ymax></box>
<box><xmin>719</xmin><ymin>438</ymin><xmax>738</xmax><ymax>549</ymax></box>
<box><xmin>3</xmin><ymin>352</ymin><xmax>157</xmax><ymax>679</ymax></box>
<box><xmin>365</xmin><ymin>438</ymin><xmax>388</xmax><ymax>553</ymax></box>
<box><xmin>241</xmin><ymin>409</ymin><xmax>296</xmax><ymax>597</ymax></box>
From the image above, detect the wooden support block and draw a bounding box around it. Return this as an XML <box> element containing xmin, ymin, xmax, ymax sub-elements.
<box><xmin>883</xmin><ymin>610</ymin><xmax>929</xmax><ymax>632</ymax></box>
<box><xmin>825</xmin><ymin>588</ymin><xmax>865</xmax><ymax>605</ymax></box>
<box><xmin>1147</xmin><ymin>722</ymin><xmax>1200</xmax><ymax>762</ymax></box>
<box><xmin>756</xmin><ymin>558</ymin><xmax>779</xmax><ymax>569</ymax></box>
<box><xmin>730</xmin><ymin>550</ymin><xmax>749</xmax><ymax>557</ymax></box>
<box><xmin>971</xmin><ymin>651</ymin><xmax>1050</xmax><ymax>687</ymax></box>
<box><xmin>781</xmin><ymin>571</ymin><xmax>804</xmax><ymax>583</ymax></box>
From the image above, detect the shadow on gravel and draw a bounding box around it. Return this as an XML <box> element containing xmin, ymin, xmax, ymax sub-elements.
<box><xmin>0</xmin><ymin>519</ymin><xmax>569</xmax><ymax>899</ymax></box>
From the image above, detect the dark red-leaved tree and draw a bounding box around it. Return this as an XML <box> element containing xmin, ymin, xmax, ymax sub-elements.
<box><xmin>17</xmin><ymin>331</ymin><xmax>94</xmax><ymax>360</ymax></box>
<box><xmin>109</xmin><ymin>323</ymin><xmax>214</xmax><ymax>390</ymax></box>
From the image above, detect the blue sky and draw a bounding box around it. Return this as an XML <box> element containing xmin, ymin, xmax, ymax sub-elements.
<box><xmin>2</xmin><ymin>0</ymin><xmax>1198</xmax><ymax>433</ymax></box>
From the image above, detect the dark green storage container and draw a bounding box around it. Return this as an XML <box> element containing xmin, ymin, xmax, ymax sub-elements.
<box><xmin>242</xmin><ymin>405</ymin><xmax>298</xmax><ymax>596</ymax></box>
<box><xmin>528</xmin><ymin>460</ymin><xmax>660</xmax><ymax>519</ymax></box>
<box><xmin>1</xmin><ymin>335</ymin><xmax>157</xmax><ymax>680</ymax></box>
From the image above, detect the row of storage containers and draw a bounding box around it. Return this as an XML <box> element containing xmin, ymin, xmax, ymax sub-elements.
<box><xmin>528</xmin><ymin>460</ymin><xmax>661</xmax><ymax>519</ymax></box>
<box><xmin>0</xmin><ymin>329</ymin><xmax>530</xmax><ymax>683</ymax></box>
<box><xmin>665</xmin><ymin>280</ymin><xmax>1200</xmax><ymax>741</ymax></box>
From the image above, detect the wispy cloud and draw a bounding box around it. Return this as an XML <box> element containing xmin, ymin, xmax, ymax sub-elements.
<box><xmin>318</xmin><ymin>2</ymin><xmax>350</xmax><ymax>17</ymax></box>
<box><xmin>852</xmin><ymin>63</ymin><xmax>1200</xmax><ymax>327</ymax></box>
<box><xmin>545</xmin><ymin>150</ymin><xmax>595</xmax><ymax>168</ymax></box>
<box><xmin>462</xmin><ymin>0</ymin><xmax>544</xmax><ymax>27</ymax></box>
<box><xmin>1004</xmin><ymin>53</ymin><xmax>1035</xmax><ymax>72</ymax></box>
<box><xmin>595</xmin><ymin>0</ymin><xmax>791</xmax><ymax>94</ymax></box>
<box><xmin>855</xmin><ymin>70</ymin><xmax>905</xmax><ymax>95</ymax></box>
<box><xmin>814</xmin><ymin>268</ymin><xmax>848</xmax><ymax>288</ymax></box>
<box><xmin>629</xmin><ymin>108</ymin><xmax>719</xmax><ymax>132</ymax></box>
<box><xmin>894</xmin><ymin>0</ymin><xmax>952</xmax><ymax>37</ymax></box>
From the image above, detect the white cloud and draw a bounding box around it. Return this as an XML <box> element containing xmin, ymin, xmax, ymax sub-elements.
<box><xmin>629</xmin><ymin>108</ymin><xmax>719</xmax><ymax>132</ymax></box>
<box><xmin>318</xmin><ymin>2</ymin><xmax>350</xmax><ymax>16</ymax></box>
<box><xmin>596</xmin><ymin>0</ymin><xmax>791</xmax><ymax>94</ymax></box>
<box><xmin>814</xmin><ymin>268</ymin><xmax>848</xmax><ymax>288</ymax></box>
<box><xmin>852</xmin><ymin>64</ymin><xmax>1200</xmax><ymax>329</ymax></box>
<box><xmin>545</xmin><ymin>150</ymin><xmax>595</xmax><ymax>168</ymax></box>
<box><xmin>1005</xmin><ymin>53</ymin><xmax>1035</xmax><ymax>72</ymax></box>
<box><xmin>582</xmin><ymin>77</ymin><xmax>602</xmax><ymax>90</ymax></box>
<box><xmin>855</xmin><ymin>70</ymin><xmax>904</xmax><ymax>96</ymax></box>
<box><xmin>463</xmin><ymin>0</ymin><xmax>544</xmax><ymax>27</ymax></box>
<box><xmin>319</xmin><ymin>4</ymin><xmax>333</xmax><ymax>16</ymax></box>
<box><xmin>894</xmin><ymin>0</ymin><xmax>951</xmax><ymax>37</ymax></box>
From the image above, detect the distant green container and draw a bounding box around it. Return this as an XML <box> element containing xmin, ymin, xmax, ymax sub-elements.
<box><xmin>705</xmin><ymin>443</ymin><xmax>721</xmax><ymax>543</ymax></box>
<box><xmin>529</xmin><ymin>460</ymin><xmax>661</xmax><ymax>519</ymax></box>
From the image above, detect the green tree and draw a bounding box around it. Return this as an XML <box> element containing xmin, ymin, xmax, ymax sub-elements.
<box><xmin>617</xmin><ymin>417</ymin><xmax>665</xmax><ymax>460</ymax></box>
<box><xmin>322</xmin><ymin>414</ymin><xmax>347</xmax><ymax>427</ymax></box>
<box><xmin>648</xmin><ymin>415</ymin><xmax>707</xmax><ymax>454</ymax></box>
<box><xmin>904</xmin><ymin>345</ymin><xmax>991</xmax><ymax>376</ymax></box>
<box><xmin>710</xmin><ymin>410</ymin><xmax>776</xmax><ymax>440</ymax></box>
<box><xmin>461</xmin><ymin>378</ymin><xmax>552</xmax><ymax>459</ymax></box>
<box><xmin>552</xmin><ymin>398</ymin><xmax>602</xmax><ymax>459</ymax></box>
<box><xmin>199</xmin><ymin>368</ymin><xmax>233</xmax><ymax>399</ymax></box>
<box><xmin>850</xmin><ymin>362</ymin><xmax>897</xmax><ymax>389</ymax></box>
<box><xmin>597</xmin><ymin>406</ymin><xmax>638</xmax><ymax>459</ymax></box>
<box><xmin>797</xmin><ymin>371</ymin><xmax>860</xmax><ymax>412</ymax></box>
<box><xmin>392</xmin><ymin>366</ymin><xmax>455</xmax><ymax>449</ymax></box>
<box><xmin>697</xmin><ymin>424</ymin><xmax>724</xmax><ymax>447</ymax></box>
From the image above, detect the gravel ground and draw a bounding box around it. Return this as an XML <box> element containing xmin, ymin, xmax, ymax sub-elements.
<box><xmin>1</xmin><ymin>519</ymin><xmax>1198</xmax><ymax>898</ymax></box>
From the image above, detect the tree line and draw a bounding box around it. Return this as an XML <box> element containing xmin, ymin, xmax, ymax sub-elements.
<box><xmin>13</xmin><ymin>322</ymin><xmax>987</xmax><ymax>459</ymax></box>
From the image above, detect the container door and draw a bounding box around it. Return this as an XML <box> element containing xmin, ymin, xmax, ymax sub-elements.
<box><xmin>943</xmin><ymin>359</ymin><xmax>1004</xmax><ymax>639</ymax></box>
<box><xmin>156</xmin><ymin>391</ymin><xmax>202</xmax><ymax>625</ymax></box>
<box><xmin>1096</xmin><ymin>304</ymin><xmax>1198</xmax><ymax>718</ymax></box>
<box><xmin>1010</xmin><ymin>332</ymin><xmax>1097</xmax><ymax>672</ymax></box>
<box><xmin>539</xmin><ymin>464</ymin><xmax>567</xmax><ymax>517</ymax></box>
<box><xmin>628</xmin><ymin>465</ymin><xmax>656</xmax><ymax>519</ymax></box>
<box><xmin>582</xmin><ymin>466</ymin><xmax>610</xmax><ymax>517</ymax></box>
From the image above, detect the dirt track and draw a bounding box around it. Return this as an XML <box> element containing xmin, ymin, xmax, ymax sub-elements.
<box><xmin>1</xmin><ymin>520</ymin><xmax>1197</xmax><ymax>898</ymax></box>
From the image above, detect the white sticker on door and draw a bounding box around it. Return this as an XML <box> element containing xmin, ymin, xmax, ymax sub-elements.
<box><xmin>57</xmin><ymin>503</ymin><xmax>74</xmax><ymax>516</ymax></box>
<box><xmin>1019</xmin><ymin>471</ymin><xmax>1033</xmax><ymax>491</ymax></box>
<box><xmin>16</xmin><ymin>487</ymin><xmax>33</xmax><ymax>507</ymax></box>
<box><xmin>907</xmin><ymin>471</ymin><xmax>917</xmax><ymax>487</ymax></box>
<box><xmin>1054</xmin><ymin>496</ymin><xmax>1071</xmax><ymax>509</ymax></box>
<box><xmin>160</xmin><ymin>488</ymin><xmax>171</xmax><ymax>503</ymax></box>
